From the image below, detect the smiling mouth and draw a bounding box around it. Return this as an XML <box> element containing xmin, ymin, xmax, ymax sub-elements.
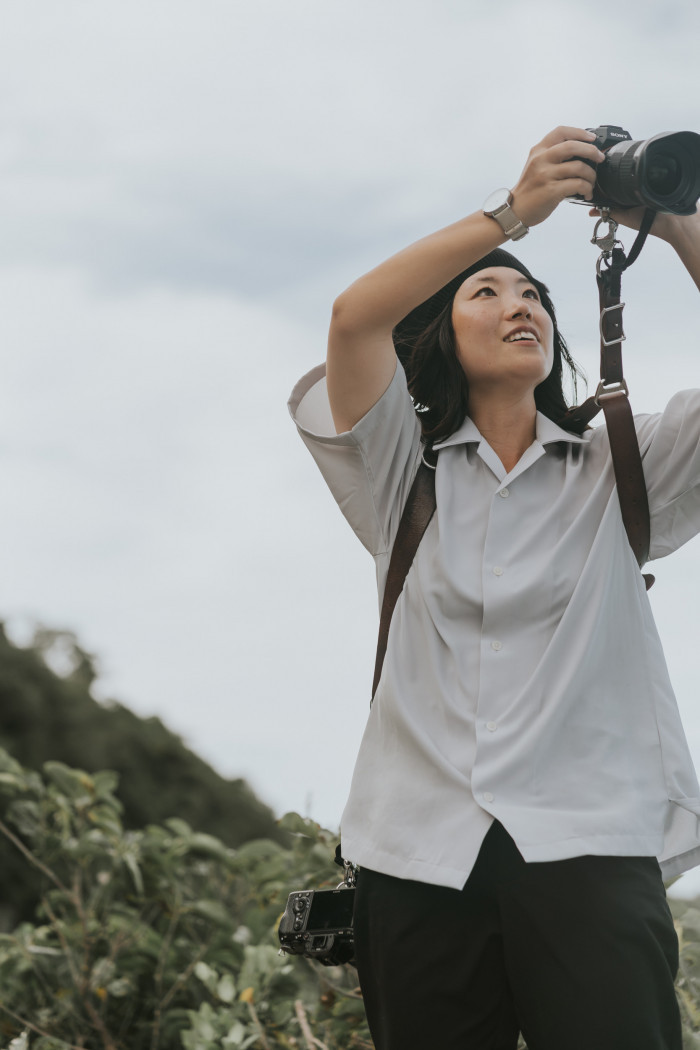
<box><xmin>504</xmin><ymin>330</ymin><xmax>539</xmax><ymax>344</ymax></box>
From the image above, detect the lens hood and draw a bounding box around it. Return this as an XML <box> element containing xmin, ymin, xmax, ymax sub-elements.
<box><xmin>591</xmin><ymin>127</ymin><xmax>700</xmax><ymax>215</ymax></box>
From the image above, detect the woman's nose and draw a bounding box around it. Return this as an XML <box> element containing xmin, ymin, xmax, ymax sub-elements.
<box><xmin>506</xmin><ymin>297</ymin><xmax>532</xmax><ymax>318</ymax></box>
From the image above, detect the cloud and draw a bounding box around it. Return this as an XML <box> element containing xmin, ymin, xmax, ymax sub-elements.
<box><xmin>0</xmin><ymin>0</ymin><xmax>698</xmax><ymax>306</ymax></box>
<box><xmin>0</xmin><ymin>0</ymin><xmax>699</xmax><ymax>888</ymax></box>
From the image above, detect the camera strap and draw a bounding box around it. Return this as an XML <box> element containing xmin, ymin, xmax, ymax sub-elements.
<box><xmin>371</xmin><ymin>445</ymin><xmax>437</xmax><ymax>703</ymax></box>
<box><xmin>557</xmin><ymin>207</ymin><xmax>657</xmax><ymax>590</ymax></box>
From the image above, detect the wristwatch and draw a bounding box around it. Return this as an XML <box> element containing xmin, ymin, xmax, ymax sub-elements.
<box><xmin>483</xmin><ymin>188</ymin><xmax>529</xmax><ymax>241</ymax></box>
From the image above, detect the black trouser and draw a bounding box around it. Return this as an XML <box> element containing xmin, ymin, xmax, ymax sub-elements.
<box><xmin>353</xmin><ymin>820</ymin><xmax>681</xmax><ymax>1050</ymax></box>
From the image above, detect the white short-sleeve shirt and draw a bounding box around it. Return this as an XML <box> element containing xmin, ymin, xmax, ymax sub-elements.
<box><xmin>289</xmin><ymin>361</ymin><xmax>700</xmax><ymax>888</ymax></box>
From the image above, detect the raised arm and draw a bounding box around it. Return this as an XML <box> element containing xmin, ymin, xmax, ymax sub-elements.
<box><xmin>656</xmin><ymin>211</ymin><xmax>700</xmax><ymax>292</ymax></box>
<box><xmin>596</xmin><ymin>207</ymin><xmax>700</xmax><ymax>292</ymax></box>
<box><xmin>326</xmin><ymin>126</ymin><xmax>604</xmax><ymax>434</ymax></box>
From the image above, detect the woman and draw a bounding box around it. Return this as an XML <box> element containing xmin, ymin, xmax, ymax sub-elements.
<box><xmin>288</xmin><ymin>126</ymin><xmax>700</xmax><ymax>1049</ymax></box>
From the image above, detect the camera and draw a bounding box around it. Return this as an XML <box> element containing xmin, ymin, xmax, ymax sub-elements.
<box><xmin>581</xmin><ymin>124</ymin><xmax>700</xmax><ymax>214</ymax></box>
<box><xmin>278</xmin><ymin>886</ymin><xmax>355</xmax><ymax>967</ymax></box>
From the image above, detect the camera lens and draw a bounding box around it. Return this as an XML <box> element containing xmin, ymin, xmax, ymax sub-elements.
<box><xmin>646</xmin><ymin>153</ymin><xmax>681</xmax><ymax>196</ymax></box>
<box><xmin>594</xmin><ymin>130</ymin><xmax>700</xmax><ymax>215</ymax></box>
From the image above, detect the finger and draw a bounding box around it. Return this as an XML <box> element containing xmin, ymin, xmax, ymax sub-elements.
<box><xmin>550</xmin><ymin>178</ymin><xmax>598</xmax><ymax>201</ymax></box>
<box><xmin>539</xmin><ymin>125</ymin><xmax>598</xmax><ymax>149</ymax></box>
<box><xmin>550</xmin><ymin>159</ymin><xmax>599</xmax><ymax>184</ymax></box>
<box><xmin>547</xmin><ymin>140</ymin><xmax>606</xmax><ymax>165</ymax></box>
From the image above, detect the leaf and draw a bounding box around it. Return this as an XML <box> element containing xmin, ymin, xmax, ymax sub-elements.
<box><xmin>232</xmin><ymin>926</ymin><xmax>252</xmax><ymax>945</ymax></box>
<box><xmin>106</xmin><ymin>977</ymin><xmax>132</xmax><ymax>998</ymax></box>
<box><xmin>92</xmin><ymin>770</ymin><xmax>120</xmax><ymax>799</ymax></box>
<box><xmin>217</xmin><ymin>973</ymin><xmax>236</xmax><ymax>1003</ymax></box>
<box><xmin>221</xmin><ymin>1021</ymin><xmax>247</xmax><ymax>1047</ymax></box>
<box><xmin>189</xmin><ymin>899</ymin><xmax>231</xmax><ymax>925</ymax></box>
<box><xmin>277</xmin><ymin>812</ymin><xmax>320</xmax><ymax>837</ymax></box>
<box><xmin>187</xmin><ymin>832</ymin><xmax>233</xmax><ymax>860</ymax></box>
<box><xmin>239</xmin><ymin>986</ymin><xmax>255</xmax><ymax>1004</ymax></box>
<box><xmin>194</xmin><ymin>962</ymin><xmax>220</xmax><ymax>997</ymax></box>
<box><xmin>43</xmin><ymin>761</ymin><xmax>93</xmax><ymax>800</ymax></box>
<box><xmin>121</xmin><ymin>849</ymin><xmax>144</xmax><ymax>895</ymax></box>
<box><xmin>6</xmin><ymin>1033</ymin><xmax>29</xmax><ymax>1050</ymax></box>
<box><xmin>87</xmin><ymin>804</ymin><xmax>123</xmax><ymax>835</ymax></box>
<box><xmin>6</xmin><ymin>800</ymin><xmax>41</xmax><ymax>838</ymax></box>
<box><xmin>181</xmin><ymin>1002</ymin><xmax>221</xmax><ymax>1046</ymax></box>
<box><xmin>90</xmin><ymin>957</ymin><xmax>116</xmax><ymax>992</ymax></box>
<box><xmin>164</xmin><ymin>816</ymin><xmax>193</xmax><ymax>838</ymax></box>
<box><xmin>0</xmin><ymin>772</ymin><xmax>26</xmax><ymax>794</ymax></box>
<box><xmin>676</xmin><ymin>906</ymin><xmax>700</xmax><ymax>942</ymax></box>
<box><xmin>194</xmin><ymin>961</ymin><xmax>217</xmax><ymax>983</ymax></box>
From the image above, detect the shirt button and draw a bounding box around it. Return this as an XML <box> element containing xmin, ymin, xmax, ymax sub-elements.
<box><xmin>486</xmin><ymin>721</ymin><xmax>498</xmax><ymax>732</ymax></box>
<box><xmin>499</xmin><ymin>488</ymin><xmax>510</xmax><ymax>498</ymax></box>
<box><xmin>492</xmin><ymin>566</ymin><xmax>504</xmax><ymax>576</ymax></box>
<box><xmin>483</xmin><ymin>792</ymin><xmax>495</xmax><ymax>803</ymax></box>
<box><xmin>491</xmin><ymin>640</ymin><xmax>502</xmax><ymax>651</ymax></box>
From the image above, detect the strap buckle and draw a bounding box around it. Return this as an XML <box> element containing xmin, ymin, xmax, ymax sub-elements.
<box><xmin>591</xmin><ymin>212</ymin><xmax>620</xmax><ymax>254</ymax></box>
<box><xmin>337</xmin><ymin>859</ymin><xmax>357</xmax><ymax>889</ymax></box>
<box><xmin>599</xmin><ymin>302</ymin><xmax>626</xmax><ymax>347</ymax></box>
<box><xmin>595</xmin><ymin>378</ymin><xmax>630</xmax><ymax>405</ymax></box>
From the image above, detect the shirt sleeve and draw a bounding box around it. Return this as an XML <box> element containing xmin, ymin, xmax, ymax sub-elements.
<box><xmin>287</xmin><ymin>361</ymin><xmax>421</xmax><ymax>556</ymax></box>
<box><xmin>636</xmin><ymin>389</ymin><xmax>700</xmax><ymax>560</ymax></box>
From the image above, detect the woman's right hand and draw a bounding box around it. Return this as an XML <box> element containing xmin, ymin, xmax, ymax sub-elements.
<box><xmin>326</xmin><ymin>125</ymin><xmax>606</xmax><ymax>434</ymax></box>
<box><xmin>510</xmin><ymin>126</ymin><xmax>606</xmax><ymax>228</ymax></box>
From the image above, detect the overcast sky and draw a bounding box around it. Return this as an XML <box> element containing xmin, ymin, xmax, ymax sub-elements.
<box><xmin>2</xmin><ymin>0</ymin><xmax>700</xmax><ymax>895</ymax></box>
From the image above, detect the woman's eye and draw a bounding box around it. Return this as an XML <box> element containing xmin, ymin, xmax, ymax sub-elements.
<box><xmin>523</xmin><ymin>288</ymin><xmax>540</xmax><ymax>300</ymax></box>
<box><xmin>474</xmin><ymin>287</ymin><xmax>495</xmax><ymax>296</ymax></box>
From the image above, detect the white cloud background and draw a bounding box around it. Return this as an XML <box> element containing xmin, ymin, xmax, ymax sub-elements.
<box><xmin>1</xmin><ymin>0</ymin><xmax>700</xmax><ymax>894</ymax></box>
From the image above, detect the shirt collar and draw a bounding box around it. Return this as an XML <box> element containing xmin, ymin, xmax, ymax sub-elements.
<box><xmin>433</xmin><ymin>411</ymin><xmax>586</xmax><ymax>451</ymax></box>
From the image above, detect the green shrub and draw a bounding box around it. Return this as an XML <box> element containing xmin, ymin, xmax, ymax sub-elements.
<box><xmin>0</xmin><ymin>749</ymin><xmax>369</xmax><ymax>1049</ymax></box>
<box><xmin>1</xmin><ymin>744</ymin><xmax>700</xmax><ymax>1050</ymax></box>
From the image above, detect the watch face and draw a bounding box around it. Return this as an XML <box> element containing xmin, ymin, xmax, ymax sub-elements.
<box><xmin>483</xmin><ymin>188</ymin><xmax>512</xmax><ymax>214</ymax></box>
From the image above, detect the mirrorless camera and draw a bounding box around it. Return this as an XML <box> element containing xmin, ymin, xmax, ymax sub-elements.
<box><xmin>278</xmin><ymin>885</ymin><xmax>355</xmax><ymax>967</ymax></box>
<box><xmin>581</xmin><ymin>124</ymin><xmax>700</xmax><ymax>215</ymax></box>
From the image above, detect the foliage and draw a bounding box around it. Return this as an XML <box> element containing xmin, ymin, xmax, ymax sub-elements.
<box><xmin>1</xmin><ymin>744</ymin><xmax>700</xmax><ymax>1048</ymax></box>
<box><xmin>0</xmin><ymin>750</ymin><xmax>369</xmax><ymax>1049</ymax></box>
<box><xmin>0</xmin><ymin>623</ymin><xmax>285</xmax><ymax>929</ymax></box>
<box><xmin>670</xmin><ymin>898</ymin><xmax>700</xmax><ymax>1049</ymax></box>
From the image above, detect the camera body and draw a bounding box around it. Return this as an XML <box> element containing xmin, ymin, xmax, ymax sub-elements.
<box><xmin>582</xmin><ymin>124</ymin><xmax>700</xmax><ymax>215</ymax></box>
<box><xmin>278</xmin><ymin>886</ymin><xmax>355</xmax><ymax>967</ymax></box>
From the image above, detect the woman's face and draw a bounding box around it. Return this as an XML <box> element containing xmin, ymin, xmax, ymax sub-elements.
<box><xmin>451</xmin><ymin>267</ymin><xmax>554</xmax><ymax>397</ymax></box>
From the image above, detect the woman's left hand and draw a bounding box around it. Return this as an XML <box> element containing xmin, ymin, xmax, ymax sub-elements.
<box><xmin>589</xmin><ymin>204</ymin><xmax>700</xmax><ymax>291</ymax></box>
<box><xmin>588</xmin><ymin>204</ymin><xmax>697</xmax><ymax>247</ymax></box>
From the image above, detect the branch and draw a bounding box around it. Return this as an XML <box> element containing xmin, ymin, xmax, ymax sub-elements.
<box><xmin>82</xmin><ymin>996</ymin><xmax>118</xmax><ymax>1050</ymax></box>
<box><xmin>42</xmin><ymin>897</ymin><xmax>118</xmax><ymax>1050</ymax></box>
<box><xmin>150</xmin><ymin>910</ymin><xmax>182</xmax><ymax>1050</ymax></box>
<box><xmin>157</xmin><ymin>939</ymin><xmax>208</xmax><ymax>1014</ymax></box>
<box><xmin>247</xmin><ymin>1001</ymin><xmax>272</xmax><ymax>1050</ymax></box>
<box><xmin>42</xmin><ymin>896</ymin><xmax>83</xmax><ymax>990</ymax></box>
<box><xmin>294</xmin><ymin>1000</ymin><xmax>330</xmax><ymax>1050</ymax></box>
<box><xmin>0</xmin><ymin>816</ymin><xmax>70</xmax><ymax>895</ymax></box>
<box><xmin>0</xmin><ymin>1000</ymin><xmax>85</xmax><ymax>1048</ymax></box>
<box><xmin>305</xmin><ymin>959</ymin><xmax>364</xmax><ymax>999</ymax></box>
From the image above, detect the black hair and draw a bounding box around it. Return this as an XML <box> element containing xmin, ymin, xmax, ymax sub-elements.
<box><xmin>400</xmin><ymin>276</ymin><xmax>585</xmax><ymax>446</ymax></box>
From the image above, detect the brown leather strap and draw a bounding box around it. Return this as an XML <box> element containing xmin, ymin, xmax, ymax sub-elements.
<box><xmin>596</xmin><ymin>252</ymin><xmax>654</xmax><ymax>587</ymax></box>
<box><xmin>371</xmin><ymin>451</ymin><xmax>437</xmax><ymax>702</ymax></box>
<box><xmin>599</xmin><ymin>392</ymin><xmax>652</xmax><ymax>574</ymax></box>
<box><xmin>561</xmin><ymin>236</ymin><xmax>655</xmax><ymax>589</ymax></box>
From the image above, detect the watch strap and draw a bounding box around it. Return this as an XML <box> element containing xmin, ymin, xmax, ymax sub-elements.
<box><xmin>493</xmin><ymin>202</ymin><xmax>529</xmax><ymax>241</ymax></box>
<box><xmin>483</xmin><ymin>189</ymin><xmax>529</xmax><ymax>242</ymax></box>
